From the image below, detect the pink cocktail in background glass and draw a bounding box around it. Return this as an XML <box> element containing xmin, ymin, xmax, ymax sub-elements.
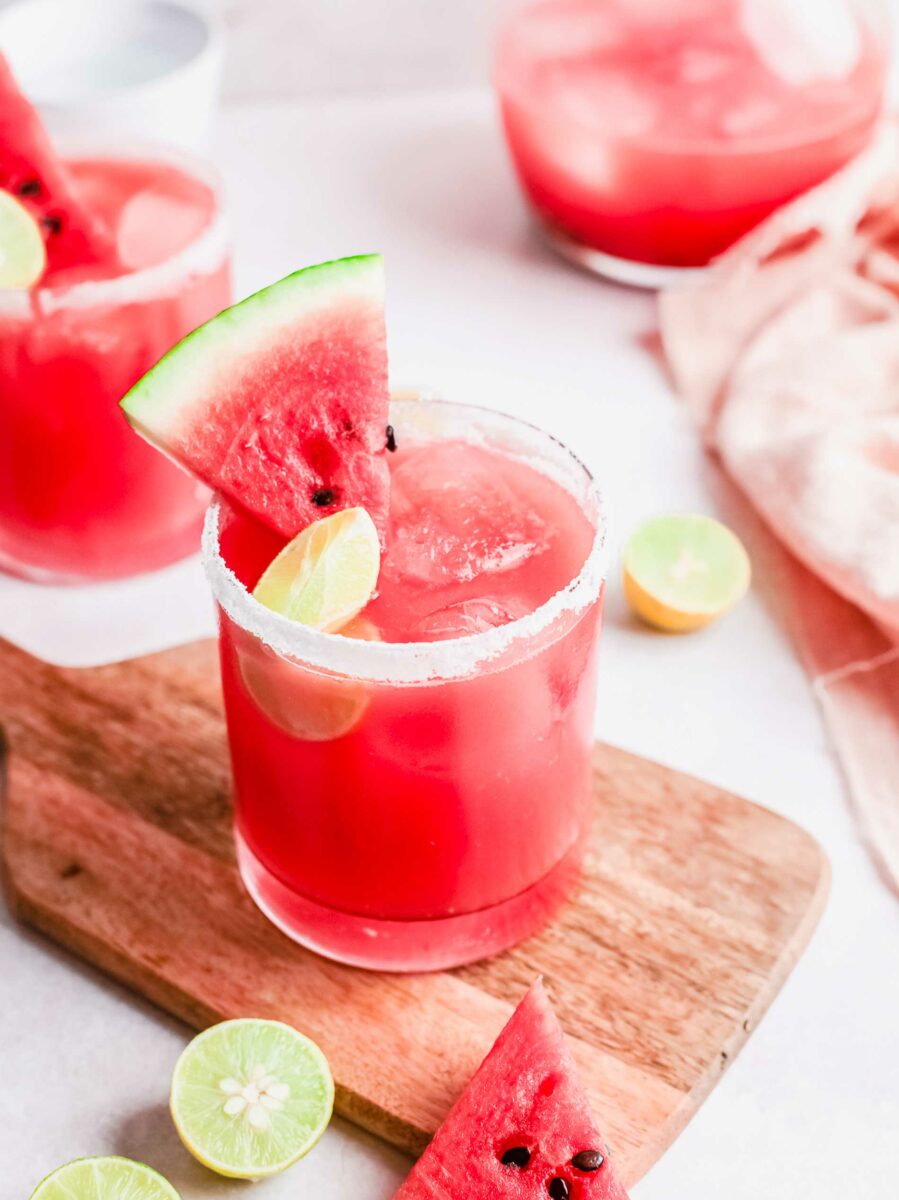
<box><xmin>0</xmin><ymin>145</ymin><xmax>231</xmax><ymax>582</ymax></box>
<box><xmin>205</xmin><ymin>400</ymin><xmax>607</xmax><ymax>972</ymax></box>
<box><xmin>495</xmin><ymin>0</ymin><xmax>888</xmax><ymax>285</ymax></box>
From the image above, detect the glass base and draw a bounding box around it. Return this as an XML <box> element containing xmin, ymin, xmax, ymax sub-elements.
<box><xmin>236</xmin><ymin>830</ymin><xmax>585</xmax><ymax>972</ymax></box>
<box><xmin>538</xmin><ymin>221</ymin><xmax>708</xmax><ymax>290</ymax></box>
<box><xmin>0</xmin><ymin>515</ymin><xmax>204</xmax><ymax>585</ymax></box>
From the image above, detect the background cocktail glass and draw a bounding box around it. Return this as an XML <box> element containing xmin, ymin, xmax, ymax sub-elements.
<box><xmin>0</xmin><ymin>139</ymin><xmax>231</xmax><ymax>582</ymax></box>
<box><xmin>204</xmin><ymin>399</ymin><xmax>607</xmax><ymax>972</ymax></box>
<box><xmin>495</xmin><ymin>0</ymin><xmax>889</xmax><ymax>286</ymax></box>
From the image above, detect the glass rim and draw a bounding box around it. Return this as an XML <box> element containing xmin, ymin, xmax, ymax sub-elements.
<box><xmin>202</xmin><ymin>397</ymin><xmax>609</xmax><ymax>685</ymax></box>
<box><xmin>0</xmin><ymin>135</ymin><xmax>229</xmax><ymax>316</ymax></box>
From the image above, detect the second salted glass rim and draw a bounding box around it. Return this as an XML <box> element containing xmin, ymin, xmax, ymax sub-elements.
<box><xmin>0</xmin><ymin>135</ymin><xmax>229</xmax><ymax>317</ymax></box>
<box><xmin>202</xmin><ymin>398</ymin><xmax>609</xmax><ymax>685</ymax></box>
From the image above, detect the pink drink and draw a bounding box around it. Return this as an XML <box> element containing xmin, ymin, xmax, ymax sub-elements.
<box><xmin>496</xmin><ymin>0</ymin><xmax>887</xmax><ymax>279</ymax></box>
<box><xmin>206</xmin><ymin>401</ymin><xmax>606</xmax><ymax>971</ymax></box>
<box><xmin>0</xmin><ymin>151</ymin><xmax>231</xmax><ymax>581</ymax></box>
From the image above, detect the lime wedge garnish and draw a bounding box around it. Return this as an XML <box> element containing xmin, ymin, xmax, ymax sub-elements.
<box><xmin>252</xmin><ymin>506</ymin><xmax>380</xmax><ymax>632</ymax></box>
<box><xmin>30</xmin><ymin>1157</ymin><xmax>180</xmax><ymax>1200</ymax></box>
<box><xmin>0</xmin><ymin>189</ymin><xmax>46</xmax><ymax>288</ymax></box>
<box><xmin>170</xmin><ymin>1018</ymin><xmax>334</xmax><ymax>1180</ymax></box>
<box><xmin>623</xmin><ymin>514</ymin><xmax>751</xmax><ymax>632</ymax></box>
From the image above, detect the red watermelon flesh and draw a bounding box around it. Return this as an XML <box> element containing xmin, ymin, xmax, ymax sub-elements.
<box><xmin>121</xmin><ymin>255</ymin><xmax>390</xmax><ymax>540</ymax></box>
<box><xmin>394</xmin><ymin>980</ymin><xmax>630</xmax><ymax>1200</ymax></box>
<box><xmin>0</xmin><ymin>53</ymin><xmax>117</xmax><ymax>280</ymax></box>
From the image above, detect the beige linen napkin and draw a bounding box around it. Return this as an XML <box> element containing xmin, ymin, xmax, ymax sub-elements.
<box><xmin>659</xmin><ymin>123</ymin><xmax>899</xmax><ymax>891</ymax></box>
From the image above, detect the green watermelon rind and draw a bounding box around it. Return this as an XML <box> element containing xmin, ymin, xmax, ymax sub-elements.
<box><xmin>120</xmin><ymin>253</ymin><xmax>384</xmax><ymax>446</ymax></box>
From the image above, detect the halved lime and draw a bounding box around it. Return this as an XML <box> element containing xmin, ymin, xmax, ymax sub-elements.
<box><xmin>30</xmin><ymin>1157</ymin><xmax>179</xmax><ymax>1200</ymax></box>
<box><xmin>253</xmin><ymin>506</ymin><xmax>380</xmax><ymax>633</ymax></box>
<box><xmin>0</xmin><ymin>189</ymin><xmax>46</xmax><ymax>288</ymax></box>
<box><xmin>170</xmin><ymin>1018</ymin><xmax>334</xmax><ymax>1180</ymax></box>
<box><xmin>623</xmin><ymin>514</ymin><xmax>751</xmax><ymax>632</ymax></box>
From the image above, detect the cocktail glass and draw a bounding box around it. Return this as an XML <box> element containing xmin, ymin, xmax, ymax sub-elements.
<box><xmin>495</xmin><ymin>0</ymin><xmax>888</xmax><ymax>287</ymax></box>
<box><xmin>0</xmin><ymin>140</ymin><xmax>231</xmax><ymax>581</ymax></box>
<box><xmin>203</xmin><ymin>399</ymin><xmax>607</xmax><ymax>971</ymax></box>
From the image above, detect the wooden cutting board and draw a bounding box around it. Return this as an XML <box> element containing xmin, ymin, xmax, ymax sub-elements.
<box><xmin>0</xmin><ymin>635</ymin><xmax>828</xmax><ymax>1186</ymax></box>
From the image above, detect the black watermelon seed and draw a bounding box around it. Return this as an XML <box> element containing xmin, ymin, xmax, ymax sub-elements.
<box><xmin>17</xmin><ymin>178</ymin><xmax>41</xmax><ymax>197</ymax></box>
<box><xmin>312</xmin><ymin>488</ymin><xmax>336</xmax><ymax>507</ymax></box>
<box><xmin>548</xmin><ymin>1178</ymin><xmax>570</xmax><ymax>1199</ymax></box>
<box><xmin>571</xmin><ymin>1150</ymin><xmax>604</xmax><ymax>1172</ymax></box>
<box><xmin>40</xmin><ymin>214</ymin><xmax>63</xmax><ymax>236</ymax></box>
<box><xmin>500</xmin><ymin>1146</ymin><xmax>531</xmax><ymax>1168</ymax></box>
<box><xmin>385</xmin><ymin>424</ymin><xmax>397</xmax><ymax>452</ymax></box>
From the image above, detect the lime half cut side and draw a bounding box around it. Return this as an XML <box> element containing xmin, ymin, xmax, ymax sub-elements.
<box><xmin>623</xmin><ymin>513</ymin><xmax>751</xmax><ymax>632</ymax></box>
<box><xmin>252</xmin><ymin>506</ymin><xmax>380</xmax><ymax>633</ymax></box>
<box><xmin>30</xmin><ymin>1157</ymin><xmax>180</xmax><ymax>1200</ymax></box>
<box><xmin>170</xmin><ymin>1018</ymin><xmax>335</xmax><ymax>1180</ymax></box>
<box><xmin>0</xmin><ymin>189</ymin><xmax>46</xmax><ymax>288</ymax></box>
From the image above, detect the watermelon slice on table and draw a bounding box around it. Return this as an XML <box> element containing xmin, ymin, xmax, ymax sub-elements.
<box><xmin>395</xmin><ymin>980</ymin><xmax>629</xmax><ymax>1200</ymax></box>
<box><xmin>121</xmin><ymin>255</ymin><xmax>391</xmax><ymax>540</ymax></box>
<box><xmin>0</xmin><ymin>53</ymin><xmax>116</xmax><ymax>278</ymax></box>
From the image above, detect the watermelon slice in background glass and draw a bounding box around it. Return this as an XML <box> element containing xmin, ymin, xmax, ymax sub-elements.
<box><xmin>0</xmin><ymin>53</ymin><xmax>117</xmax><ymax>279</ymax></box>
<box><xmin>394</xmin><ymin>980</ymin><xmax>629</xmax><ymax>1200</ymax></box>
<box><xmin>121</xmin><ymin>255</ymin><xmax>391</xmax><ymax>541</ymax></box>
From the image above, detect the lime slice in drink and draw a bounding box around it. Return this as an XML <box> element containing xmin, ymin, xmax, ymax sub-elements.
<box><xmin>623</xmin><ymin>514</ymin><xmax>751</xmax><ymax>632</ymax></box>
<box><xmin>253</xmin><ymin>506</ymin><xmax>380</xmax><ymax>633</ymax></box>
<box><xmin>170</xmin><ymin>1018</ymin><xmax>334</xmax><ymax>1180</ymax></box>
<box><xmin>0</xmin><ymin>189</ymin><xmax>46</xmax><ymax>288</ymax></box>
<box><xmin>237</xmin><ymin>615</ymin><xmax>380</xmax><ymax>741</ymax></box>
<box><xmin>30</xmin><ymin>1157</ymin><xmax>180</xmax><ymax>1200</ymax></box>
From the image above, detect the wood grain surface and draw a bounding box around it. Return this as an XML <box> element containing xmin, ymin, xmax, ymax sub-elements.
<box><xmin>0</xmin><ymin>636</ymin><xmax>829</xmax><ymax>1185</ymax></box>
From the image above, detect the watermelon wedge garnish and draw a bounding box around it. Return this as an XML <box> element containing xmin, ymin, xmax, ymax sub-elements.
<box><xmin>120</xmin><ymin>255</ymin><xmax>391</xmax><ymax>540</ymax></box>
<box><xmin>395</xmin><ymin>980</ymin><xmax>629</xmax><ymax>1200</ymax></box>
<box><xmin>0</xmin><ymin>53</ymin><xmax>117</xmax><ymax>279</ymax></box>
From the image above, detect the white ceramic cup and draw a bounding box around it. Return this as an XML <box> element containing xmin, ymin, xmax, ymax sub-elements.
<box><xmin>0</xmin><ymin>0</ymin><xmax>225</xmax><ymax>150</ymax></box>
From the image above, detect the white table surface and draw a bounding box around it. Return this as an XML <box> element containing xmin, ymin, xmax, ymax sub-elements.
<box><xmin>2</xmin><ymin>90</ymin><xmax>898</xmax><ymax>1199</ymax></box>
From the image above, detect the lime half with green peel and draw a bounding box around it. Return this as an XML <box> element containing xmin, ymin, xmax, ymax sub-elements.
<box><xmin>170</xmin><ymin>1018</ymin><xmax>335</xmax><ymax>1180</ymax></box>
<box><xmin>623</xmin><ymin>514</ymin><xmax>751</xmax><ymax>633</ymax></box>
<box><xmin>0</xmin><ymin>189</ymin><xmax>46</xmax><ymax>288</ymax></box>
<box><xmin>253</xmin><ymin>506</ymin><xmax>380</xmax><ymax>632</ymax></box>
<box><xmin>30</xmin><ymin>1157</ymin><xmax>180</xmax><ymax>1200</ymax></box>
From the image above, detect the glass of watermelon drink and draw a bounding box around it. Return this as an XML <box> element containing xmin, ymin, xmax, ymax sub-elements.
<box><xmin>0</xmin><ymin>140</ymin><xmax>231</xmax><ymax>581</ymax></box>
<box><xmin>204</xmin><ymin>399</ymin><xmax>607</xmax><ymax>972</ymax></box>
<box><xmin>494</xmin><ymin>0</ymin><xmax>888</xmax><ymax>286</ymax></box>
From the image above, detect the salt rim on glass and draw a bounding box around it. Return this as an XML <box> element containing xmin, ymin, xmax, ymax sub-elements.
<box><xmin>202</xmin><ymin>398</ymin><xmax>609</xmax><ymax>685</ymax></box>
<box><xmin>0</xmin><ymin>137</ymin><xmax>229</xmax><ymax>318</ymax></box>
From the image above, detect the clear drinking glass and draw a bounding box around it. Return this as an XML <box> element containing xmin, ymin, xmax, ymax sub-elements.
<box><xmin>204</xmin><ymin>400</ymin><xmax>608</xmax><ymax>972</ymax></box>
<box><xmin>0</xmin><ymin>139</ymin><xmax>231</xmax><ymax>582</ymax></box>
<box><xmin>495</xmin><ymin>0</ymin><xmax>889</xmax><ymax>286</ymax></box>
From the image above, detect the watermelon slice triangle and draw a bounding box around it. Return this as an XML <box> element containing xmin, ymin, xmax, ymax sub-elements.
<box><xmin>0</xmin><ymin>53</ymin><xmax>117</xmax><ymax>278</ymax></box>
<box><xmin>395</xmin><ymin>980</ymin><xmax>629</xmax><ymax>1200</ymax></box>
<box><xmin>121</xmin><ymin>255</ymin><xmax>391</xmax><ymax>540</ymax></box>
